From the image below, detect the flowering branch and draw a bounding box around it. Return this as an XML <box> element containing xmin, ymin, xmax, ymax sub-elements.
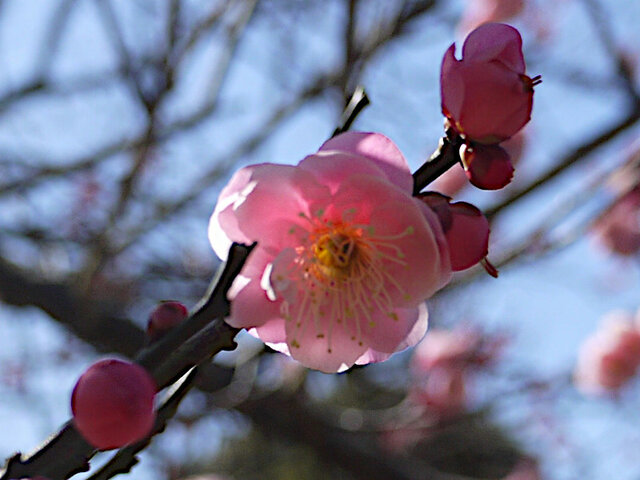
<box><xmin>0</xmin><ymin>243</ymin><xmax>253</xmax><ymax>480</ymax></box>
<box><xmin>0</xmin><ymin>84</ymin><xmax>378</xmax><ymax>480</ymax></box>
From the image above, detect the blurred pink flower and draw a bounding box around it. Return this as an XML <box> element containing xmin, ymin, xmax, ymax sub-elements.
<box><xmin>593</xmin><ymin>188</ymin><xmax>640</xmax><ymax>256</ymax></box>
<box><xmin>502</xmin><ymin>457</ymin><xmax>541</xmax><ymax>480</ymax></box>
<box><xmin>458</xmin><ymin>0</ymin><xmax>526</xmax><ymax>35</ymax></box>
<box><xmin>441</xmin><ymin>23</ymin><xmax>537</xmax><ymax>144</ymax></box>
<box><xmin>574</xmin><ymin>310</ymin><xmax>640</xmax><ymax>394</ymax></box>
<box><xmin>209</xmin><ymin>132</ymin><xmax>452</xmax><ymax>372</ymax></box>
<box><xmin>430</xmin><ymin>163</ymin><xmax>469</xmax><ymax>197</ymax></box>
<box><xmin>412</xmin><ymin>328</ymin><xmax>483</xmax><ymax>372</ymax></box>
<box><xmin>410</xmin><ymin>366</ymin><xmax>467</xmax><ymax>418</ymax></box>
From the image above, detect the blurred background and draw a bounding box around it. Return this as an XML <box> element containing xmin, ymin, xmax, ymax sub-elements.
<box><xmin>1</xmin><ymin>0</ymin><xmax>640</xmax><ymax>479</ymax></box>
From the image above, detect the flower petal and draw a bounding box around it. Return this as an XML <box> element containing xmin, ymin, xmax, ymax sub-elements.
<box><xmin>360</xmin><ymin>303</ymin><xmax>428</xmax><ymax>355</ymax></box>
<box><xmin>462</xmin><ymin>22</ymin><xmax>525</xmax><ymax>73</ymax></box>
<box><xmin>232</xmin><ymin>164</ymin><xmax>330</xmax><ymax>248</ymax></box>
<box><xmin>319</xmin><ymin>132</ymin><xmax>413</xmax><ymax>192</ymax></box>
<box><xmin>331</xmin><ymin>175</ymin><xmax>451</xmax><ymax>305</ymax></box>
<box><xmin>456</xmin><ymin>62</ymin><xmax>532</xmax><ymax>142</ymax></box>
<box><xmin>227</xmin><ymin>246</ymin><xmax>283</xmax><ymax>330</ymax></box>
<box><xmin>440</xmin><ymin>44</ymin><xmax>465</xmax><ymax>123</ymax></box>
<box><xmin>299</xmin><ymin>150</ymin><xmax>391</xmax><ymax>194</ymax></box>
<box><xmin>285</xmin><ymin>312</ymin><xmax>368</xmax><ymax>373</ymax></box>
<box><xmin>209</xmin><ymin>166</ymin><xmax>257</xmax><ymax>260</ymax></box>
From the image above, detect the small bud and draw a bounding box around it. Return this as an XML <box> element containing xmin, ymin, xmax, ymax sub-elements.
<box><xmin>419</xmin><ymin>192</ymin><xmax>490</xmax><ymax>271</ymax></box>
<box><xmin>71</xmin><ymin>359</ymin><xmax>156</xmax><ymax>450</ymax></box>
<box><xmin>460</xmin><ymin>142</ymin><xmax>514</xmax><ymax>190</ymax></box>
<box><xmin>146</xmin><ymin>301</ymin><xmax>188</xmax><ymax>342</ymax></box>
<box><xmin>440</xmin><ymin>23</ymin><xmax>538</xmax><ymax>144</ymax></box>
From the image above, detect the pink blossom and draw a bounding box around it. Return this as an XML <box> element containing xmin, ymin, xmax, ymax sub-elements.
<box><xmin>593</xmin><ymin>188</ymin><xmax>640</xmax><ymax>256</ymax></box>
<box><xmin>410</xmin><ymin>366</ymin><xmax>467</xmax><ymax>418</ymax></box>
<box><xmin>460</xmin><ymin>143</ymin><xmax>514</xmax><ymax>190</ymax></box>
<box><xmin>411</xmin><ymin>328</ymin><xmax>483</xmax><ymax>372</ymax></box>
<box><xmin>574</xmin><ymin>310</ymin><xmax>640</xmax><ymax>394</ymax></box>
<box><xmin>209</xmin><ymin>132</ymin><xmax>452</xmax><ymax>372</ymax></box>
<box><xmin>441</xmin><ymin>23</ymin><xmax>538</xmax><ymax>144</ymax></box>
<box><xmin>432</xmin><ymin>131</ymin><xmax>526</xmax><ymax>195</ymax></box>
<box><xmin>458</xmin><ymin>0</ymin><xmax>526</xmax><ymax>35</ymax></box>
<box><xmin>71</xmin><ymin>359</ymin><xmax>157</xmax><ymax>449</ymax></box>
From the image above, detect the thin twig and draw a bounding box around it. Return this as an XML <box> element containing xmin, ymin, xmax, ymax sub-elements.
<box><xmin>412</xmin><ymin>132</ymin><xmax>463</xmax><ymax>195</ymax></box>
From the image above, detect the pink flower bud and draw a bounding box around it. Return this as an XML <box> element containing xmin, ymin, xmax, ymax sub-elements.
<box><xmin>458</xmin><ymin>0</ymin><xmax>526</xmax><ymax>35</ymax></box>
<box><xmin>146</xmin><ymin>301</ymin><xmax>189</xmax><ymax>342</ymax></box>
<box><xmin>419</xmin><ymin>192</ymin><xmax>490</xmax><ymax>270</ymax></box>
<box><xmin>411</xmin><ymin>328</ymin><xmax>482</xmax><ymax>372</ymax></box>
<box><xmin>592</xmin><ymin>188</ymin><xmax>640</xmax><ymax>256</ymax></box>
<box><xmin>441</xmin><ymin>23</ymin><xmax>539</xmax><ymax>144</ymax></box>
<box><xmin>71</xmin><ymin>359</ymin><xmax>157</xmax><ymax>450</ymax></box>
<box><xmin>460</xmin><ymin>142</ymin><xmax>514</xmax><ymax>190</ymax></box>
<box><xmin>574</xmin><ymin>311</ymin><xmax>640</xmax><ymax>395</ymax></box>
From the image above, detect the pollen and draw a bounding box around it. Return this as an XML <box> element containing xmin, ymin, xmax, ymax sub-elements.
<box><xmin>278</xmin><ymin>215</ymin><xmax>416</xmax><ymax>354</ymax></box>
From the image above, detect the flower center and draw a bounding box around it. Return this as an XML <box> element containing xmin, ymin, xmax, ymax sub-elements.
<box><xmin>275</xmin><ymin>210</ymin><xmax>415</xmax><ymax>354</ymax></box>
<box><xmin>312</xmin><ymin>230</ymin><xmax>357</xmax><ymax>279</ymax></box>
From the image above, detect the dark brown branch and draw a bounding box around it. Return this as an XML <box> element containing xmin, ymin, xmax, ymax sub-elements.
<box><xmin>0</xmin><ymin>255</ymin><xmax>144</xmax><ymax>356</ymax></box>
<box><xmin>412</xmin><ymin>133</ymin><xmax>463</xmax><ymax>195</ymax></box>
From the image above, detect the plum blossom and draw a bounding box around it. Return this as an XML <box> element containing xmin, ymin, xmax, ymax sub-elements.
<box><xmin>441</xmin><ymin>23</ymin><xmax>537</xmax><ymax>144</ymax></box>
<box><xmin>411</xmin><ymin>328</ymin><xmax>483</xmax><ymax>372</ymax></box>
<box><xmin>440</xmin><ymin>23</ymin><xmax>540</xmax><ymax>190</ymax></box>
<box><xmin>593</xmin><ymin>187</ymin><xmax>640</xmax><ymax>257</ymax></box>
<box><xmin>209</xmin><ymin>132</ymin><xmax>452</xmax><ymax>372</ymax></box>
<box><xmin>458</xmin><ymin>0</ymin><xmax>526</xmax><ymax>35</ymax></box>
<box><xmin>574</xmin><ymin>310</ymin><xmax>640</xmax><ymax>395</ymax></box>
<box><xmin>146</xmin><ymin>301</ymin><xmax>188</xmax><ymax>342</ymax></box>
<box><xmin>410</xmin><ymin>366</ymin><xmax>467</xmax><ymax>419</ymax></box>
<box><xmin>408</xmin><ymin>327</ymin><xmax>504</xmax><ymax>420</ymax></box>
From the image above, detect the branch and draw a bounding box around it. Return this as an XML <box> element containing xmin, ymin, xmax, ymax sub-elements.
<box><xmin>0</xmin><ymin>243</ymin><xmax>254</xmax><ymax>480</ymax></box>
<box><xmin>0</xmin><ymin>254</ymin><xmax>144</xmax><ymax>356</ymax></box>
<box><xmin>332</xmin><ymin>85</ymin><xmax>370</xmax><ymax>137</ymax></box>
<box><xmin>412</xmin><ymin>132</ymin><xmax>463</xmax><ymax>195</ymax></box>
